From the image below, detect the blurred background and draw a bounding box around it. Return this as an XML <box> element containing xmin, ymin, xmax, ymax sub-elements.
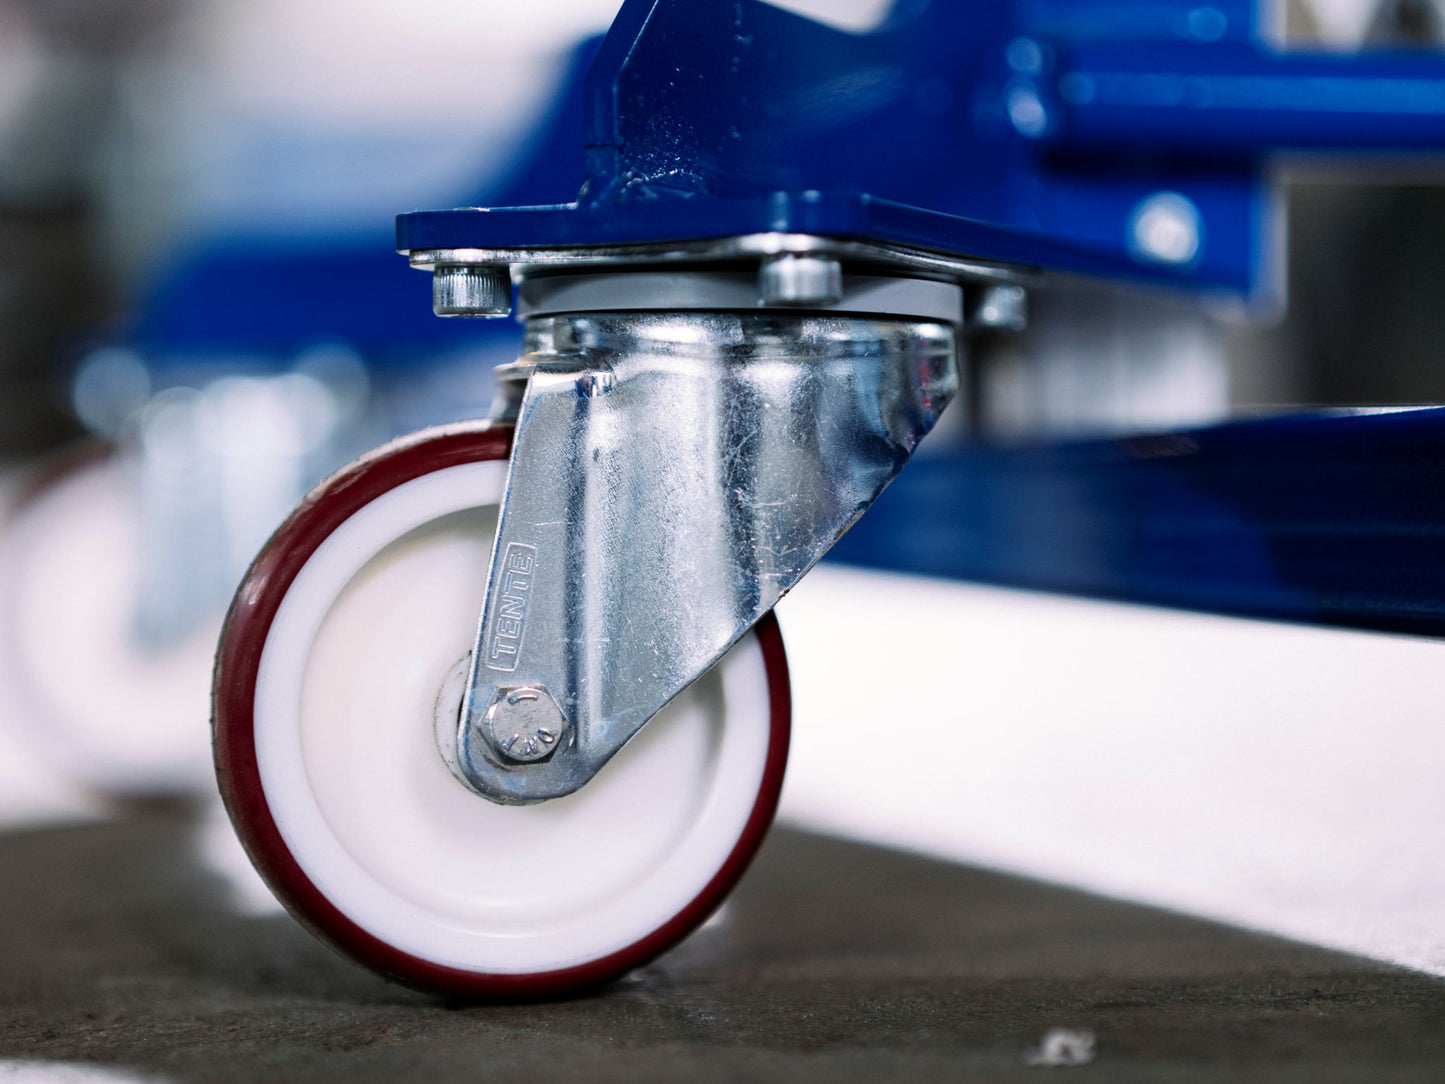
<box><xmin>0</xmin><ymin>0</ymin><xmax>1444</xmax><ymax>1002</ymax></box>
<box><xmin>0</xmin><ymin>0</ymin><xmax>613</xmax><ymax>451</ymax></box>
<box><xmin>6</xmin><ymin>0</ymin><xmax>1444</xmax><ymax>457</ymax></box>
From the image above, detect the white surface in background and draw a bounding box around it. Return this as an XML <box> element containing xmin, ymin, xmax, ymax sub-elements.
<box><xmin>2</xmin><ymin>458</ymin><xmax>217</xmax><ymax>795</ymax></box>
<box><xmin>777</xmin><ymin>564</ymin><xmax>1445</xmax><ymax>976</ymax></box>
<box><xmin>1299</xmin><ymin>0</ymin><xmax>1383</xmax><ymax>46</ymax></box>
<box><xmin>0</xmin><ymin>705</ymin><xmax>101</xmax><ymax>829</ymax></box>
<box><xmin>190</xmin><ymin>802</ymin><xmax>280</xmax><ymax>917</ymax></box>
<box><xmin>102</xmin><ymin>0</ymin><xmax>622</xmax><ymax>269</ymax></box>
<box><xmin>143</xmin><ymin>0</ymin><xmax>899</xmax><ymax>233</ymax></box>
<box><xmin>0</xmin><ymin>469</ymin><xmax>103</xmax><ymax>829</ymax></box>
<box><xmin>0</xmin><ymin>464</ymin><xmax>267</xmax><ymax>907</ymax></box>
<box><xmin>188</xmin><ymin>0</ymin><xmax>615</xmax><ymax>120</ymax></box>
<box><xmin>0</xmin><ymin>1063</ymin><xmax>168</xmax><ymax>1083</ymax></box>
<box><xmin>769</xmin><ymin>0</ymin><xmax>898</xmax><ymax>31</ymax></box>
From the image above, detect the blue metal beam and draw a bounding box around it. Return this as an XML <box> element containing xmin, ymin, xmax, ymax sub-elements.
<box><xmin>1038</xmin><ymin>44</ymin><xmax>1445</xmax><ymax>154</ymax></box>
<box><xmin>828</xmin><ymin>408</ymin><xmax>1445</xmax><ymax>637</ymax></box>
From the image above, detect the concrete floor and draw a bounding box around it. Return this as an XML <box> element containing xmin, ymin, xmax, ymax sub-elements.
<box><xmin>1</xmin><ymin>817</ymin><xmax>1443</xmax><ymax>1082</ymax></box>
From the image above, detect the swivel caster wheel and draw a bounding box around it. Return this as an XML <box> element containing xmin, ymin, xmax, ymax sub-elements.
<box><xmin>0</xmin><ymin>447</ymin><xmax>216</xmax><ymax>797</ymax></box>
<box><xmin>214</xmin><ymin>422</ymin><xmax>790</xmax><ymax>998</ymax></box>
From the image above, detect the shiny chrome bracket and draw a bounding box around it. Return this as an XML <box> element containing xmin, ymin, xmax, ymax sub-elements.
<box><xmin>452</xmin><ymin>270</ymin><xmax>962</xmax><ymax>803</ymax></box>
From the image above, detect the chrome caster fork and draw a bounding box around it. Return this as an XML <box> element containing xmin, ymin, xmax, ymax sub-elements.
<box><xmin>429</xmin><ymin>255</ymin><xmax>989</xmax><ymax>804</ymax></box>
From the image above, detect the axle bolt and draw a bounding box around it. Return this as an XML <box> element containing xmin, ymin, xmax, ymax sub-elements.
<box><xmin>483</xmin><ymin>686</ymin><xmax>568</xmax><ymax>763</ymax></box>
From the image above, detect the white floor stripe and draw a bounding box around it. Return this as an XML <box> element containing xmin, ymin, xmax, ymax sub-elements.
<box><xmin>778</xmin><ymin>564</ymin><xmax>1445</xmax><ymax>975</ymax></box>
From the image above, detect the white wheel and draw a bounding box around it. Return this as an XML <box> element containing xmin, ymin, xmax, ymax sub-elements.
<box><xmin>214</xmin><ymin>423</ymin><xmax>790</xmax><ymax>997</ymax></box>
<box><xmin>0</xmin><ymin>449</ymin><xmax>215</xmax><ymax>795</ymax></box>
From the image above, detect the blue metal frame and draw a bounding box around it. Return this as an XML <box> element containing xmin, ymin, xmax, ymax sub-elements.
<box><xmin>829</xmin><ymin>408</ymin><xmax>1445</xmax><ymax>637</ymax></box>
<box><xmin>397</xmin><ymin>0</ymin><xmax>1445</xmax><ymax>298</ymax></box>
<box><xmin>389</xmin><ymin>5</ymin><xmax>1445</xmax><ymax>633</ymax></box>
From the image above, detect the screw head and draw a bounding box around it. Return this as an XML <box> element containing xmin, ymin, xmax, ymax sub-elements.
<box><xmin>433</xmin><ymin>264</ymin><xmax>512</xmax><ymax>317</ymax></box>
<box><xmin>758</xmin><ymin>253</ymin><xmax>843</xmax><ymax>307</ymax></box>
<box><xmin>483</xmin><ymin>685</ymin><xmax>567</xmax><ymax>763</ymax></box>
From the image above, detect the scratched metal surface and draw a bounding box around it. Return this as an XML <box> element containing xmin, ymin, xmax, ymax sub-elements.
<box><xmin>1</xmin><ymin>815</ymin><xmax>1443</xmax><ymax>1082</ymax></box>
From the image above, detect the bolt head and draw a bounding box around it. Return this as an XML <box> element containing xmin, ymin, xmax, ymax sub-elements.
<box><xmin>483</xmin><ymin>685</ymin><xmax>567</xmax><ymax>763</ymax></box>
<box><xmin>433</xmin><ymin>264</ymin><xmax>513</xmax><ymax>317</ymax></box>
<box><xmin>758</xmin><ymin>253</ymin><xmax>843</xmax><ymax>307</ymax></box>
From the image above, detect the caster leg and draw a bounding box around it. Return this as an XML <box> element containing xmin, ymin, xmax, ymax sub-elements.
<box><xmin>214</xmin><ymin>422</ymin><xmax>790</xmax><ymax>997</ymax></box>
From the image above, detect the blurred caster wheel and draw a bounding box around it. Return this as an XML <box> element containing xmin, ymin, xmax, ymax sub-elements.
<box><xmin>0</xmin><ymin>447</ymin><xmax>216</xmax><ymax>796</ymax></box>
<box><xmin>214</xmin><ymin>422</ymin><xmax>790</xmax><ymax>997</ymax></box>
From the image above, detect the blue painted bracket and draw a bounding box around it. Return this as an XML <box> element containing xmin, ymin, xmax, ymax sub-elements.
<box><xmin>829</xmin><ymin>409</ymin><xmax>1445</xmax><ymax>637</ymax></box>
<box><xmin>397</xmin><ymin>0</ymin><xmax>1445</xmax><ymax>298</ymax></box>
